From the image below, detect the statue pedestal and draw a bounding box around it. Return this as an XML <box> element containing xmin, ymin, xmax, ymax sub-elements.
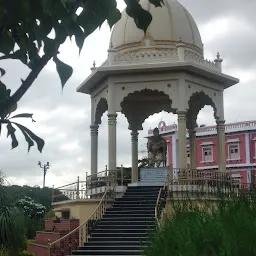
<box><xmin>139</xmin><ymin>167</ymin><xmax>169</xmax><ymax>186</ymax></box>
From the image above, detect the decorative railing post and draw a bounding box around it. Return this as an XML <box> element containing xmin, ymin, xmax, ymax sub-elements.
<box><xmin>105</xmin><ymin>169</ymin><xmax>108</xmax><ymax>189</ymax></box>
<box><xmin>51</xmin><ymin>185</ymin><xmax>54</xmax><ymax>203</ymax></box>
<box><xmin>76</xmin><ymin>176</ymin><xmax>80</xmax><ymax>199</ymax></box>
<box><xmin>121</xmin><ymin>165</ymin><xmax>124</xmax><ymax>186</ymax></box>
<box><xmin>214</xmin><ymin>52</ymin><xmax>223</xmax><ymax>72</ymax></box>
<box><xmin>176</xmin><ymin>39</ymin><xmax>186</xmax><ymax>62</ymax></box>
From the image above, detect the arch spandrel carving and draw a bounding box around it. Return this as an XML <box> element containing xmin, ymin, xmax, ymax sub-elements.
<box><xmin>114</xmin><ymin>80</ymin><xmax>179</xmax><ymax>113</ymax></box>
<box><xmin>186</xmin><ymin>91</ymin><xmax>222</xmax><ymax>130</ymax></box>
<box><xmin>121</xmin><ymin>89</ymin><xmax>176</xmax><ymax>131</ymax></box>
<box><xmin>94</xmin><ymin>98</ymin><xmax>108</xmax><ymax>125</ymax></box>
<box><xmin>184</xmin><ymin>82</ymin><xmax>221</xmax><ymax>112</ymax></box>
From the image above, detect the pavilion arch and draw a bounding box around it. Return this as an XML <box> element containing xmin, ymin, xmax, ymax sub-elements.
<box><xmin>186</xmin><ymin>91</ymin><xmax>218</xmax><ymax>130</ymax></box>
<box><xmin>94</xmin><ymin>98</ymin><xmax>108</xmax><ymax>125</ymax></box>
<box><xmin>120</xmin><ymin>89</ymin><xmax>176</xmax><ymax>131</ymax></box>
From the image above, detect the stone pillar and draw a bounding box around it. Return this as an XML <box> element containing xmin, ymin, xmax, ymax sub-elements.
<box><xmin>131</xmin><ymin>130</ymin><xmax>139</xmax><ymax>183</ymax></box>
<box><xmin>217</xmin><ymin>120</ymin><xmax>226</xmax><ymax>173</ymax></box>
<box><xmin>108</xmin><ymin>113</ymin><xmax>117</xmax><ymax>171</ymax></box>
<box><xmin>90</xmin><ymin>124</ymin><xmax>99</xmax><ymax>177</ymax></box>
<box><xmin>189</xmin><ymin>129</ymin><xmax>197</xmax><ymax>170</ymax></box>
<box><xmin>177</xmin><ymin>111</ymin><xmax>187</xmax><ymax>175</ymax></box>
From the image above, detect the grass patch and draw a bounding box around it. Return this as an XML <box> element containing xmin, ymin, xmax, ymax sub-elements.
<box><xmin>144</xmin><ymin>194</ymin><xmax>256</xmax><ymax>256</ymax></box>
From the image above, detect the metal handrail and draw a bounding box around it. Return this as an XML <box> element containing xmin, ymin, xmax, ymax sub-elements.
<box><xmin>52</xmin><ymin>168</ymin><xmax>131</xmax><ymax>203</ymax></box>
<box><xmin>155</xmin><ymin>188</ymin><xmax>162</xmax><ymax>226</ymax></box>
<box><xmin>48</xmin><ymin>187</ymin><xmax>115</xmax><ymax>255</ymax></box>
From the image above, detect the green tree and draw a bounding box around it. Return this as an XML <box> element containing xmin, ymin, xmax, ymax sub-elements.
<box><xmin>0</xmin><ymin>172</ymin><xmax>26</xmax><ymax>255</ymax></box>
<box><xmin>16</xmin><ymin>197</ymin><xmax>46</xmax><ymax>239</ymax></box>
<box><xmin>0</xmin><ymin>0</ymin><xmax>163</xmax><ymax>152</ymax></box>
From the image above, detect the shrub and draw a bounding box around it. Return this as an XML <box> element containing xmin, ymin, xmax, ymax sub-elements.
<box><xmin>19</xmin><ymin>251</ymin><xmax>35</xmax><ymax>256</ymax></box>
<box><xmin>46</xmin><ymin>210</ymin><xmax>55</xmax><ymax>219</ymax></box>
<box><xmin>0</xmin><ymin>249</ymin><xmax>7</xmax><ymax>256</ymax></box>
<box><xmin>144</xmin><ymin>194</ymin><xmax>256</xmax><ymax>256</ymax></box>
<box><xmin>0</xmin><ymin>206</ymin><xmax>26</xmax><ymax>253</ymax></box>
<box><xmin>16</xmin><ymin>197</ymin><xmax>46</xmax><ymax>219</ymax></box>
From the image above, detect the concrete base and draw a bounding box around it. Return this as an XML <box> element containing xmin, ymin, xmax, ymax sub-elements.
<box><xmin>128</xmin><ymin>182</ymin><xmax>165</xmax><ymax>187</ymax></box>
<box><xmin>139</xmin><ymin>167</ymin><xmax>168</xmax><ymax>187</ymax></box>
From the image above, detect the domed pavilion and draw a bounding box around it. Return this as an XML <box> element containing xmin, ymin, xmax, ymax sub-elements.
<box><xmin>77</xmin><ymin>0</ymin><xmax>239</xmax><ymax>183</ymax></box>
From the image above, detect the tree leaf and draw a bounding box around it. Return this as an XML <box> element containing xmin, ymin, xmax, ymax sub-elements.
<box><xmin>11</xmin><ymin>122</ymin><xmax>45</xmax><ymax>153</ymax></box>
<box><xmin>0</xmin><ymin>30</ymin><xmax>15</xmax><ymax>54</ymax></box>
<box><xmin>107</xmin><ymin>0</ymin><xmax>122</xmax><ymax>29</ymax></box>
<box><xmin>6</xmin><ymin>122</ymin><xmax>19</xmax><ymax>149</ymax></box>
<box><xmin>149</xmin><ymin>0</ymin><xmax>164</xmax><ymax>7</ymax></box>
<box><xmin>0</xmin><ymin>68</ymin><xmax>6</xmax><ymax>78</ymax></box>
<box><xmin>12</xmin><ymin>123</ymin><xmax>34</xmax><ymax>152</ymax></box>
<box><xmin>9</xmin><ymin>50</ymin><xmax>28</xmax><ymax>65</ymax></box>
<box><xmin>53</xmin><ymin>56</ymin><xmax>73</xmax><ymax>88</ymax></box>
<box><xmin>74</xmin><ymin>27</ymin><xmax>85</xmax><ymax>55</ymax></box>
<box><xmin>125</xmin><ymin>0</ymin><xmax>152</xmax><ymax>33</ymax></box>
<box><xmin>55</xmin><ymin>23</ymin><xmax>68</xmax><ymax>45</ymax></box>
<box><xmin>43</xmin><ymin>38</ymin><xmax>55</xmax><ymax>55</ymax></box>
<box><xmin>9</xmin><ymin>113</ymin><xmax>34</xmax><ymax>119</ymax></box>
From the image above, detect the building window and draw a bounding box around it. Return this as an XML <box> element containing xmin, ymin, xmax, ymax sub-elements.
<box><xmin>228</xmin><ymin>143</ymin><xmax>240</xmax><ymax>160</ymax></box>
<box><xmin>202</xmin><ymin>146</ymin><xmax>213</xmax><ymax>162</ymax></box>
<box><xmin>254</xmin><ymin>142</ymin><xmax>256</xmax><ymax>158</ymax></box>
<box><xmin>187</xmin><ymin>149</ymin><xmax>190</xmax><ymax>164</ymax></box>
<box><xmin>62</xmin><ymin>211</ymin><xmax>70</xmax><ymax>219</ymax></box>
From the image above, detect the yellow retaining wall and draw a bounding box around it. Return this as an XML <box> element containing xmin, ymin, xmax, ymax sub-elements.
<box><xmin>52</xmin><ymin>199</ymin><xmax>101</xmax><ymax>224</ymax></box>
<box><xmin>162</xmin><ymin>197</ymin><xmax>219</xmax><ymax>220</ymax></box>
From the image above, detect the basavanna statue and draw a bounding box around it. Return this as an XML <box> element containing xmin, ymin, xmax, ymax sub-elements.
<box><xmin>147</xmin><ymin>127</ymin><xmax>167</xmax><ymax>168</ymax></box>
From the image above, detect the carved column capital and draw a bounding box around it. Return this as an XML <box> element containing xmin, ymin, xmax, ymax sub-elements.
<box><xmin>217</xmin><ymin>120</ymin><xmax>225</xmax><ymax>131</ymax></box>
<box><xmin>108</xmin><ymin>113</ymin><xmax>117</xmax><ymax>125</ymax></box>
<box><xmin>177</xmin><ymin>111</ymin><xmax>187</xmax><ymax>122</ymax></box>
<box><xmin>177</xmin><ymin>110</ymin><xmax>187</xmax><ymax>171</ymax></box>
<box><xmin>131</xmin><ymin>130</ymin><xmax>139</xmax><ymax>142</ymax></box>
<box><xmin>90</xmin><ymin>124</ymin><xmax>99</xmax><ymax>136</ymax></box>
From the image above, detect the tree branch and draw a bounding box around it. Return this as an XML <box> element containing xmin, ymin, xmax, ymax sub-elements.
<box><xmin>11</xmin><ymin>54</ymin><xmax>53</xmax><ymax>103</ymax></box>
<box><xmin>2</xmin><ymin>53</ymin><xmax>54</xmax><ymax>117</ymax></box>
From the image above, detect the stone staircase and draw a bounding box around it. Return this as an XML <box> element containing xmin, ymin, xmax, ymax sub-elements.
<box><xmin>71</xmin><ymin>186</ymin><xmax>166</xmax><ymax>256</ymax></box>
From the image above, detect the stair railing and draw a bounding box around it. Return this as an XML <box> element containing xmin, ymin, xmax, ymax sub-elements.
<box><xmin>48</xmin><ymin>177</ymin><xmax>116</xmax><ymax>256</ymax></box>
<box><xmin>155</xmin><ymin>187</ymin><xmax>163</xmax><ymax>226</ymax></box>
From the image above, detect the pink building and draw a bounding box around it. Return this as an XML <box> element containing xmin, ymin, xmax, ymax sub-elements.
<box><xmin>148</xmin><ymin>120</ymin><xmax>256</xmax><ymax>185</ymax></box>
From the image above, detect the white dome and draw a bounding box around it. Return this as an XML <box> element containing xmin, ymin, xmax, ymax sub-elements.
<box><xmin>110</xmin><ymin>0</ymin><xmax>203</xmax><ymax>54</ymax></box>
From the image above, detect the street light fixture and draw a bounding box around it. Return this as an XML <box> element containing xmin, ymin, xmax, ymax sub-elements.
<box><xmin>38</xmin><ymin>161</ymin><xmax>50</xmax><ymax>188</ymax></box>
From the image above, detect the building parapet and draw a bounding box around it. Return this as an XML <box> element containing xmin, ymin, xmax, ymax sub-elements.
<box><xmin>148</xmin><ymin>120</ymin><xmax>256</xmax><ymax>137</ymax></box>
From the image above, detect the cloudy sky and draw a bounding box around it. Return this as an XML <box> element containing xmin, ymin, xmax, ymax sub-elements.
<box><xmin>0</xmin><ymin>0</ymin><xmax>255</xmax><ymax>188</ymax></box>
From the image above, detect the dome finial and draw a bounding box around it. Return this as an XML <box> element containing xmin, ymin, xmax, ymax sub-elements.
<box><xmin>90</xmin><ymin>61</ymin><xmax>97</xmax><ymax>71</ymax></box>
<box><xmin>214</xmin><ymin>52</ymin><xmax>223</xmax><ymax>63</ymax></box>
<box><xmin>214</xmin><ymin>52</ymin><xmax>223</xmax><ymax>71</ymax></box>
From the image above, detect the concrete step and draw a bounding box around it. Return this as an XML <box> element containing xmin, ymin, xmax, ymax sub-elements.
<box><xmin>93</xmin><ymin>228</ymin><xmax>154</xmax><ymax>234</ymax></box>
<box><xmin>96</xmin><ymin>224</ymin><xmax>155</xmax><ymax>230</ymax></box>
<box><xmin>107</xmin><ymin>206</ymin><xmax>155</xmax><ymax>211</ymax></box>
<box><xmin>105</xmin><ymin>209</ymin><xmax>155</xmax><ymax>214</ymax></box>
<box><xmin>72</xmin><ymin>249</ymin><xmax>142</xmax><ymax>255</ymax></box>
<box><xmin>91</xmin><ymin>232</ymin><xmax>150</xmax><ymax>238</ymax></box>
<box><xmin>87</xmin><ymin>236</ymin><xmax>148</xmax><ymax>242</ymax></box>
<box><xmin>78</xmin><ymin>245</ymin><xmax>145</xmax><ymax>250</ymax></box>
<box><xmin>98</xmin><ymin>219</ymin><xmax>156</xmax><ymax>226</ymax></box>
<box><xmin>71</xmin><ymin>186</ymin><xmax>163</xmax><ymax>256</ymax></box>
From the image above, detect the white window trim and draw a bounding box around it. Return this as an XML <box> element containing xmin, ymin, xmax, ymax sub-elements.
<box><xmin>254</xmin><ymin>141</ymin><xmax>256</xmax><ymax>159</ymax></box>
<box><xmin>226</xmin><ymin>138</ymin><xmax>240</xmax><ymax>143</ymax></box>
<box><xmin>227</xmin><ymin>143</ymin><xmax>240</xmax><ymax>161</ymax></box>
<box><xmin>201</xmin><ymin>145</ymin><xmax>214</xmax><ymax>163</ymax></box>
<box><xmin>200</xmin><ymin>142</ymin><xmax>214</xmax><ymax>146</ymax></box>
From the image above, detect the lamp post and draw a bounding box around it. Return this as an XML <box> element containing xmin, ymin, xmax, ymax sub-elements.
<box><xmin>38</xmin><ymin>161</ymin><xmax>50</xmax><ymax>188</ymax></box>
